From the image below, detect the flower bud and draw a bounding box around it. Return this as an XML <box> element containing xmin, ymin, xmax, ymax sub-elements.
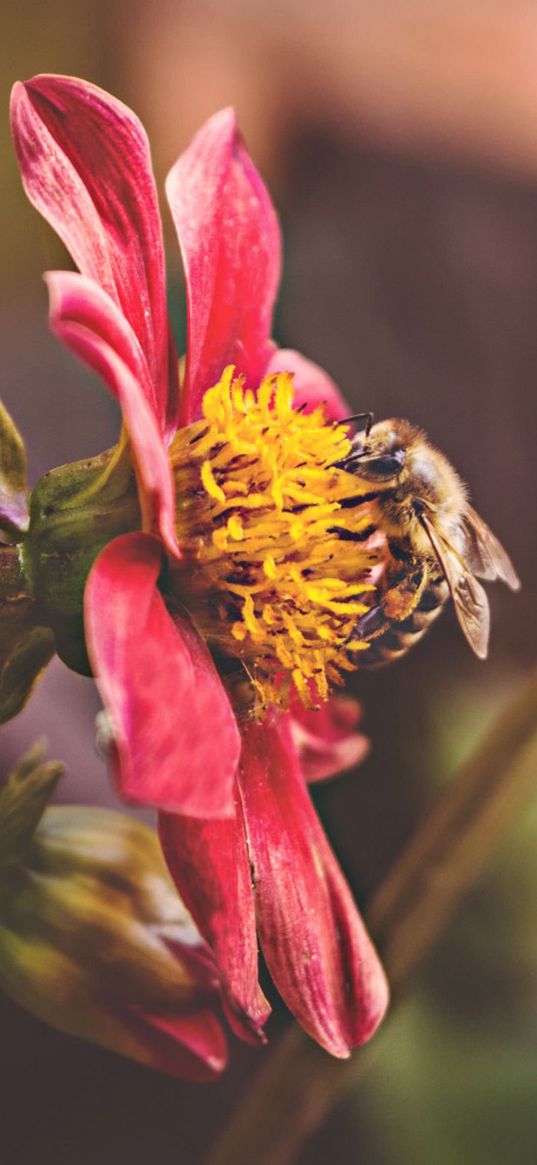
<box><xmin>0</xmin><ymin>755</ymin><xmax>227</xmax><ymax>1080</ymax></box>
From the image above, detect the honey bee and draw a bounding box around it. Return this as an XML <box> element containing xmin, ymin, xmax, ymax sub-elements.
<box><xmin>338</xmin><ymin>416</ymin><xmax>520</xmax><ymax>665</ymax></box>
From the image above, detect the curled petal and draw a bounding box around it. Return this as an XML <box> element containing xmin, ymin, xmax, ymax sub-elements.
<box><xmin>85</xmin><ymin>533</ymin><xmax>240</xmax><ymax>817</ymax></box>
<box><xmin>122</xmin><ymin>1006</ymin><xmax>227</xmax><ymax>1082</ymax></box>
<box><xmin>266</xmin><ymin>349</ymin><xmax>351</xmax><ymax>421</ymax></box>
<box><xmin>10</xmin><ymin>74</ymin><xmax>177</xmax><ymax>434</ymax></box>
<box><xmin>166</xmin><ymin>107</ymin><xmax>281</xmax><ymax>424</ymax></box>
<box><xmin>46</xmin><ymin>271</ymin><xmax>177</xmax><ymax>555</ymax></box>
<box><xmin>160</xmin><ymin>937</ymin><xmax>220</xmax><ymax>995</ymax></box>
<box><xmin>238</xmin><ymin>714</ymin><xmax>389</xmax><ymax>1057</ymax></box>
<box><xmin>159</xmin><ymin>803</ymin><xmax>270</xmax><ymax>1043</ymax></box>
<box><xmin>290</xmin><ymin>694</ymin><xmax>370</xmax><ymax>784</ymax></box>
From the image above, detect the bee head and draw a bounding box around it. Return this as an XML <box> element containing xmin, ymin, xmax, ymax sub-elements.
<box><xmin>342</xmin><ymin>419</ymin><xmax>417</xmax><ymax>483</ymax></box>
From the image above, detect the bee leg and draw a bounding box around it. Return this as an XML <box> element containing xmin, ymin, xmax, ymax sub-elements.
<box><xmin>353</xmin><ymin>603</ymin><xmax>386</xmax><ymax>639</ymax></box>
<box><xmin>383</xmin><ymin>563</ymin><xmax>429</xmax><ymax>622</ymax></box>
<box><xmin>354</xmin><ymin>563</ymin><xmax>429</xmax><ymax>644</ymax></box>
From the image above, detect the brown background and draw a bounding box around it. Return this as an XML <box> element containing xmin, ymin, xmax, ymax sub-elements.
<box><xmin>1</xmin><ymin>3</ymin><xmax>536</xmax><ymax>1163</ymax></box>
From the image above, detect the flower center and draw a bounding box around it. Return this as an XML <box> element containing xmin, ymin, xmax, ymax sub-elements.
<box><xmin>169</xmin><ymin>367</ymin><xmax>381</xmax><ymax>712</ymax></box>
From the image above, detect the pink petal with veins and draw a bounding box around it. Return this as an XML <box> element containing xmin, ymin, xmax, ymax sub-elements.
<box><xmin>46</xmin><ymin>271</ymin><xmax>177</xmax><ymax>556</ymax></box>
<box><xmin>123</xmin><ymin>1005</ymin><xmax>227</xmax><ymax>1082</ymax></box>
<box><xmin>290</xmin><ymin>693</ymin><xmax>370</xmax><ymax>784</ymax></box>
<box><xmin>85</xmin><ymin>534</ymin><xmax>240</xmax><ymax>817</ymax></box>
<box><xmin>238</xmin><ymin>713</ymin><xmax>389</xmax><ymax>1056</ymax></box>
<box><xmin>166</xmin><ymin>107</ymin><xmax>281</xmax><ymax>424</ymax></box>
<box><xmin>159</xmin><ymin>801</ymin><xmax>270</xmax><ymax>1044</ymax></box>
<box><xmin>10</xmin><ymin>74</ymin><xmax>178</xmax><ymax>434</ymax></box>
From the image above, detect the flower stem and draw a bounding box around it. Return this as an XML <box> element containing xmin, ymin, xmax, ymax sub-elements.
<box><xmin>203</xmin><ymin>667</ymin><xmax>537</xmax><ymax>1165</ymax></box>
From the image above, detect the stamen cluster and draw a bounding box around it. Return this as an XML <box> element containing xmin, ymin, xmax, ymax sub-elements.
<box><xmin>171</xmin><ymin>369</ymin><xmax>378</xmax><ymax>710</ymax></box>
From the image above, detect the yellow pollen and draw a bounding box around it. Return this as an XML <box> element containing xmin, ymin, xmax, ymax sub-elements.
<box><xmin>170</xmin><ymin>366</ymin><xmax>381</xmax><ymax>712</ymax></box>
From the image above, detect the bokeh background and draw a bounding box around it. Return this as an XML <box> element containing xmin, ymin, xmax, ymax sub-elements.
<box><xmin>1</xmin><ymin>2</ymin><xmax>537</xmax><ymax>1162</ymax></box>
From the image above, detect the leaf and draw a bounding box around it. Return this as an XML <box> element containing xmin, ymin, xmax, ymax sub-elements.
<box><xmin>0</xmin><ymin>399</ymin><xmax>29</xmax><ymax>536</ymax></box>
<box><xmin>0</xmin><ymin>625</ymin><xmax>55</xmax><ymax>725</ymax></box>
<box><xmin>0</xmin><ymin>741</ymin><xmax>63</xmax><ymax>866</ymax></box>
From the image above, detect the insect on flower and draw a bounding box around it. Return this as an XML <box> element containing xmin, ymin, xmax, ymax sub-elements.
<box><xmin>338</xmin><ymin>416</ymin><xmax>520</xmax><ymax>665</ymax></box>
<box><xmin>8</xmin><ymin>75</ymin><xmax>390</xmax><ymax>1058</ymax></box>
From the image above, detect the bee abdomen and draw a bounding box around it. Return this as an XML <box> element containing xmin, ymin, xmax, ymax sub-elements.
<box><xmin>399</xmin><ymin>576</ymin><xmax>449</xmax><ymax>631</ymax></box>
<box><xmin>357</xmin><ymin>576</ymin><xmax>449</xmax><ymax>667</ymax></box>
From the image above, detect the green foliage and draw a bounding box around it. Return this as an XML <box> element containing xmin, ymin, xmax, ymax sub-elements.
<box><xmin>0</xmin><ymin>625</ymin><xmax>55</xmax><ymax>724</ymax></box>
<box><xmin>0</xmin><ymin>741</ymin><xmax>62</xmax><ymax>866</ymax></box>
<box><xmin>0</xmin><ymin>398</ymin><xmax>28</xmax><ymax>536</ymax></box>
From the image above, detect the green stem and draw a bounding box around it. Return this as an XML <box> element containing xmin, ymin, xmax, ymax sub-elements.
<box><xmin>203</xmin><ymin>667</ymin><xmax>537</xmax><ymax>1165</ymax></box>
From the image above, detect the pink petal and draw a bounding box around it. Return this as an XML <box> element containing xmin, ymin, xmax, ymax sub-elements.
<box><xmin>10</xmin><ymin>74</ymin><xmax>178</xmax><ymax>435</ymax></box>
<box><xmin>290</xmin><ymin>693</ymin><xmax>370</xmax><ymax>784</ymax></box>
<box><xmin>166</xmin><ymin>108</ymin><xmax>281</xmax><ymax>425</ymax></box>
<box><xmin>46</xmin><ymin>271</ymin><xmax>177</xmax><ymax>556</ymax></box>
<box><xmin>123</xmin><ymin>1005</ymin><xmax>227</xmax><ymax>1082</ymax></box>
<box><xmin>85</xmin><ymin>533</ymin><xmax>241</xmax><ymax>817</ymax></box>
<box><xmin>159</xmin><ymin>803</ymin><xmax>270</xmax><ymax>1043</ymax></box>
<box><xmin>238</xmin><ymin>713</ymin><xmax>389</xmax><ymax>1057</ymax></box>
<box><xmin>266</xmin><ymin>348</ymin><xmax>351</xmax><ymax>421</ymax></box>
<box><xmin>310</xmin><ymin>827</ymin><xmax>389</xmax><ymax>1046</ymax></box>
<box><xmin>160</xmin><ymin>936</ymin><xmax>220</xmax><ymax>994</ymax></box>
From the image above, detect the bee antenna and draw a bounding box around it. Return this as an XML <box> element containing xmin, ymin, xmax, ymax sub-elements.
<box><xmin>337</xmin><ymin>411</ymin><xmax>374</xmax><ymax>436</ymax></box>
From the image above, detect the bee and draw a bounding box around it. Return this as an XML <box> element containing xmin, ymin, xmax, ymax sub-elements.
<box><xmin>337</xmin><ymin>415</ymin><xmax>520</xmax><ymax>665</ymax></box>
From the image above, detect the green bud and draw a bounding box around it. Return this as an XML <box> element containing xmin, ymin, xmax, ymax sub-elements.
<box><xmin>0</xmin><ymin>794</ymin><xmax>225</xmax><ymax>1078</ymax></box>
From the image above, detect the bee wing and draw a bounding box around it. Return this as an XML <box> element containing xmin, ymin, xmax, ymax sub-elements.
<box><xmin>463</xmin><ymin>504</ymin><xmax>520</xmax><ymax>591</ymax></box>
<box><xmin>420</xmin><ymin>513</ymin><xmax>490</xmax><ymax>659</ymax></box>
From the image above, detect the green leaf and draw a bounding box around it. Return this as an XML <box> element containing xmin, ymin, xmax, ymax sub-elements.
<box><xmin>0</xmin><ymin>625</ymin><xmax>55</xmax><ymax>724</ymax></box>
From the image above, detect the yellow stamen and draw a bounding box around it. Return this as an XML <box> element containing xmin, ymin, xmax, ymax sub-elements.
<box><xmin>170</xmin><ymin>367</ymin><xmax>381</xmax><ymax>712</ymax></box>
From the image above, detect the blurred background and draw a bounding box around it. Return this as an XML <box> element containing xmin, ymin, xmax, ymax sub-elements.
<box><xmin>1</xmin><ymin>1</ymin><xmax>537</xmax><ymax>1162</ymax></box>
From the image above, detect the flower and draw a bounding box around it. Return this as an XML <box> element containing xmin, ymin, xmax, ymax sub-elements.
<box><xmin>0</xmin><ymin>747</ymin><xmax>227</xmax><ymax>1081</ymax></box>
<box><xmin>10</xmin><ymin>75</ymin><xmax>389</xmax><ymax>1055</ymax></box>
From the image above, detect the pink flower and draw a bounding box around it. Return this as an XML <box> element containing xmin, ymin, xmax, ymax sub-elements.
<box><xmin>11</xmin><ymin>75</ymin><xmax>389</xmax><ymax>1056</ymax></box>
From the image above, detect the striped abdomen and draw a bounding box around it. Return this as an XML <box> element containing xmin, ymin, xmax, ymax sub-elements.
<box><xmin>356</xmin><ymin>554</ymin><xmax>449</xmax><ymax>667</ymax></box>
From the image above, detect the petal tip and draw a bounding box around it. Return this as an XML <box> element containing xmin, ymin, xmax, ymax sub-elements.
<box><xmin>9</xmin><ymin>79</ymin><xmax>24</xmax><ymax>103</ymax></box>
<box><xmin>357</xmin><ymin>971</ymin><xmax>390</xmax><ymax>1046</ymax></box>
<box><xmin>208</xmin><ymin>105</ymin><xmax>239</xmax><ymax>139</ymax></box>
<box><xmin>9</xmin><ymin>80</ymin><xmax>27</xmax><ymax>128</ymax></box>
<box><xmin>222</xmin><ymin>993</ymin><xmax>271</xmax><ymax>1046</ymax></box>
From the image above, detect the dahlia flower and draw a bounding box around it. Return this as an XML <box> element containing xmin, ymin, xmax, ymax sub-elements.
<box><xmin>9</xmin><ymin>75</ymin><xmax>389</xmax><ymax>1056</ymax></box>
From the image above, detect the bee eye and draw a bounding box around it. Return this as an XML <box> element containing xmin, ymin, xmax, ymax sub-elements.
<box><xmin>361</xmin><ymin>450</ymin><xmax>406</xmax><ymax>480</ymax></box>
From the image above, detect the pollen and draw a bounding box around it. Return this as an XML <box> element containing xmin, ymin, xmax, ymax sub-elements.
<box><xmin>170</xmin><ymin>367</ymin><xmax>380</xmax><ymax>711</ymax></box>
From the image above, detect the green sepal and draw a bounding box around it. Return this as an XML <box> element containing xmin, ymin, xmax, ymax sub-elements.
<box><xmin>0</xmin><ymin>742</ymin><xmax>63</xmax><ymax>868</ymax></box>
<box><xmin>26</xmin><ymin>444</ymin><xmax>140</xmax><ymax>673</ymax></box>
<box><xmin>0</xmin><ymin>399</ymin><xmax>29</xmax><ymax>537</ymax></box>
